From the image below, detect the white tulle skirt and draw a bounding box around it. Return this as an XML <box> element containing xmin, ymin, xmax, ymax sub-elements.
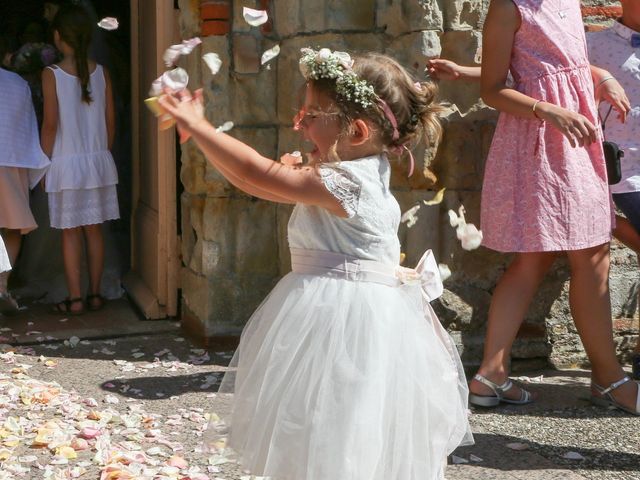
<box><xmin>214</xmin><ymin>272</ymin><xmax>473</xmax><ymax>480</ymax></box>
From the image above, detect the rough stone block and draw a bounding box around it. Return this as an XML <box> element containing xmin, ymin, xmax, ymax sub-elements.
<box><xmin>388</xmin><ymin>31</ymin><xmax>442</xmax><ymax>72</ymax></box>
<box><xmin>433</xmin><ymin>118</ymin><xmax>493</xmax><ymax>191</ymax></box>
<box><xmin>377</xmin><ymin>0</ymin><xmax>443</xmax><ymax>37</ymax></box>
<box><xmin>326</xmin><ymin>0</ymin><xmax>376</xmax><ymax>30</ymax></box>
<box><xmin>441</xmin><ymin>0</ymin><xmax>487</xmax><ymax>31</ymax></box>
<box><xmin>437</xmin><ymin>30</ymin><xmax>484</xmax><ymax>115</ymax></box>
<box><xmin>202</xmin><ymin>197</ymin><xmax>280</xmax><ymax>277</ymax></box>
<box><xmin>228</xmin><ymin>71</ymin><xmax>277</xmax><ymax>124</ymax></box>
<box><xmin>233</xmin><ymin>34</ymin><xmax>261</xmax><ymax>74</ymax></box>
<box><xmin>277</xmin><ymin>204</ymin><xmax>295</xmax><ymax>275</ymax></box>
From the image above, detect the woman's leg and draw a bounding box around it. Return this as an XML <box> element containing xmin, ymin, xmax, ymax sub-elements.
<box><xmin>566</xmin><ymin>243</ymin><xmax>638</xmax><ymax>409</ymax></box>
<box><xmin>61</xmin><ymin>227</ymin><xmax>84</xmax><ymax>312</ymax></box>
<box><xmin>612</xmin><ymin>215</ymin><xmax>640</xmax><ymax>253</ymax></box>
<box><xmin>470</xmin><ymin>251</ymin><xmax>557</xmax><ymax>399</ymax></box>
<box><xmin>83</xmin><ymin>224</ymin><xmax>104</xmax><ymax>307</ymax></box>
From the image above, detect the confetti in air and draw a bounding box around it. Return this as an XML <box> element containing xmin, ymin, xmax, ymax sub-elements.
<box><xmin>261</xmin><ymin>45</ymin><xmax>281</xmax><ymax>65</ymax></box>
<box><xmin>215</xmin><ymin>121</ymin><xmax>235</xmax><ymax>133</ymax></box>
<box><xmin>97</xmin><ymin>17</ymin><xmax>119</xmax><ymax>30</ymax></box>
<box><xmin>448</xmin><ymin>205</ymin><xmax>483</xmax><ymax>251</ymax></box>
<box><xmin>400</xmin><ymin>204</ymin><xmax>421</xmax><ymax>228</ymax></box>
<box><xmin>163</xmin><ymin>37</ymin><xmax>202</xmax><ymax>67</ymax></box>
<box><xmin>202</xmin><ymin>53</ymin><xmax>223</xmax><ymax>75</ymax></box>
<box><xmin>423</xmin><ymin>187</ymin><xmax>446</xmax><ymax>206</ymax></box>
<box><xmin>243</xmin><ymin>7</ymin><xmax>269</xmax><ymax>26</ymax></box>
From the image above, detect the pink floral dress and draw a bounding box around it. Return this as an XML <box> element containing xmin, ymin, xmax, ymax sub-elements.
<box><xmin>480</xmin><ymin>0</ymin><xmax>612</xmax><ymax>252</ymax></box>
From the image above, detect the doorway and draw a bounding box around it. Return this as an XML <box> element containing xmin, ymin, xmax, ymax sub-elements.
<box><xmin>4</xmin><ymin>0</ymin><xmax>179</xmax><ymax>320</ymax></box>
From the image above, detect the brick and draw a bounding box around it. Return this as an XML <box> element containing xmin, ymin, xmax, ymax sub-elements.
<box><xmin>201</xmin><ymin>20</ymin><xmax>230</xmax><ymax>36</ymax></box>
<box><xmin>200</xmin><ymin>1</ymin><xmax>231</xmax><ymax>20</ymax></box>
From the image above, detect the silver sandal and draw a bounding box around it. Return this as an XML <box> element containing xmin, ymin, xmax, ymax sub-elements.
<box><xmin>469</xmin><ymin>373</ymin><xmax>534</xmax><ymax>407</ymax></box>
<box><xmin>591</xmin><ymin>376</ymin><xmax>640</xmax><ymax>416</ymax></box>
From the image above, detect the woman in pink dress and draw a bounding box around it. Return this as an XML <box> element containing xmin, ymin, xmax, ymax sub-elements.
<box><xmin>464</xmin><ymin>0</ymin><xmax>639</xmax><ymax>414</ymax></box>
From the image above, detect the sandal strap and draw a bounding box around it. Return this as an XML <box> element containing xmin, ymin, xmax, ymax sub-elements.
<box><xmin>599</xmin><ymin>376</ymin><xmax>631</xmax><ymax>395</ymax></box>
<box><xmin>473</xmin><ymin>374</ymin><xmax>513</xmax><ymax>395</ymax></box>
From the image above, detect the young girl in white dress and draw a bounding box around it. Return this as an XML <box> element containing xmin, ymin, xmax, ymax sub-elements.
<box><xmin>41</xmin><ymin>5</ymin><xmax>119</xmax><ymax>314</ymax></box>
<box><xmin>159</xmin><ymin>48</ymin><xmax>473</xmax><ymax>480</ymax></box>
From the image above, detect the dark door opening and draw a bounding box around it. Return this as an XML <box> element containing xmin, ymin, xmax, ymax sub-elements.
<box><xmin>2</xmin><ymin>0</ymin><xmax>132</xmax><ymax>305</ymax></box>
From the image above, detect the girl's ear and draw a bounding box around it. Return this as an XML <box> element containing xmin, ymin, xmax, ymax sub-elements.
<box><xmin>350</xmin><ymin>118</ymin><xmax>371</xmax><ymax>146</ymax></box>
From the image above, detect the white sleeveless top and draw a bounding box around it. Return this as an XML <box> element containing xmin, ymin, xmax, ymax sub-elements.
<box><xmin>288</xmin><ymin>155</ymin><xmax>402</xmax><ymax>265</ymax></box>
<box><xmin>45</xmin><ymin>64</ymin><xmax>118</xmax><ymax>193</ymax></box>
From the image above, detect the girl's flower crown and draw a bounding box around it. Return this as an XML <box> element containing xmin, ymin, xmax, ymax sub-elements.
<box><xmin>299</xmin><ymin>48</ymin><xmax>376</xmax><ymax>109</ymax></box>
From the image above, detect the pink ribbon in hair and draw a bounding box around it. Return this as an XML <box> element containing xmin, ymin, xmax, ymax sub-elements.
<box><xmin>379</xmin><ymin>98</ymin><xmax>415</xmax><ymax>177</ymax></box>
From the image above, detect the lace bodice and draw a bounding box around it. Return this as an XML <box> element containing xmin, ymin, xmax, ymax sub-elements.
<box><xmin>287</xmin><ymin>155</ymin><xmax>401</xmax><ymax>265</ymax></box>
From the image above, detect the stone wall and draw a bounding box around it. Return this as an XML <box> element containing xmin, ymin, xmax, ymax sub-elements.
<box><xmin>176</xmin><ymin>0</ymin><xmax>639</xmax><ymax>369</ymax></box>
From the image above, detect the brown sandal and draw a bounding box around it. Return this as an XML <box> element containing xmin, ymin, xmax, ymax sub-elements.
<box><xmin>50</xmin><ymin>297</ymin><xmax>85</xmax><ymax>316</ymax></box>
<box><xmin>86</xmin><ymin>294</ymin><xmax>105</xmax><ymax>311</ymax></box>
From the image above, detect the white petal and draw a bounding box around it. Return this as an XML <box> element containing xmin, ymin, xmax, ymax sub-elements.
<box><xmin>162</xmin><ymin>68</ymin><xmax>189</xmax><ymax>91</ymax></box>
<box><xmin>448</xmin><ymin>209</ymin><xmax>460</xmax><ymax>228</ymax></box>
<box><xmin>562</xmin><ymin>452</ymin><xmax>585</xmax><ymax>460</ymax></box>
<box><xmin>215</xmin><ymin>121</ymin><xmax>234</xmax><ymax>133</ymax></box>
<box><xmin>243</xmin><ymin>7</ymin><xmax>269</xmax><ymax>26</ymax></box>
<box><xmin>506</xmin><ymin>442</ymin><xmax>529</xmax><ymax>451</ymax></box>
<box><xmin>261</xmin><ymin>45</ymin><xmax>280</xmax><ymax>65</ymax></box>
<box><xmin>97</xmin><ymin>17</ymin><xmax>119</xmax><ymax>31</ymax></box>
<box><xmin>163</xmin><ymin>38</ymin><xmax>202</xmax><ymax>67</ymax></box>
<box><xmin>400</xmin><ymin>204</ymin><xmax>421</xmax><ymax>224</ymax></box>
<box><xmin>332</xmin><ymin>51</ymin><xmax>354</xmax><ymax>69</ymax></box>
<box><xmin>202</xmin><ymin>53</ymin><xmax>222</xmax><ymax>75</ymax></box>
<box><xmin>458</xmin><ymin>223</ymin><xmax>483</xmax><ymax>251</ymax></box>
<box><xmin>438</xmin><ymin>264</ymin><xmax>452</xmax><ymax>281</ymax></box>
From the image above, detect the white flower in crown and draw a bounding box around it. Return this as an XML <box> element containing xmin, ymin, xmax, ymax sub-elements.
<box><xmin>299</xmin><ymin>47</ymin><xmax>376</xmax><ymax>109</ymax></box>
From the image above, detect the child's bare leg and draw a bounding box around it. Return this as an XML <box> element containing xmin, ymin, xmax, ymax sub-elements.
<box><xmin>612</xmin><ymin>215</ymin><xmax>640</xmax><ymax>253</ymax></box>
<box><xmin>567</xmin><ymin>243</ymin><xmax>638</xmax><ymax>409</ymax></box>
<box><xmin>83</xmin><ymin>224</ymin><xmax>104</xmax><ymax>307</ymax></box>
<box><xmin>61</xmin><ymin>227</ymin><xmax>84</xmax><ymax>312</ymax></box>
<box><xmin>471</xmin><ymin>251</ymin><xmax>557</xmax><ymax>399</ymax></box>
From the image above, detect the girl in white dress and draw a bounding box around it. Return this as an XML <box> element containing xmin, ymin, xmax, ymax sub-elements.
<box><xmin>41</xmin><ymin>5</ymin><xmax>119</xmax><ymax>314</ymax></box>
<box><xmin>158</xmin><ymin>48</ymin><xmax>473</xmax><ymax>480</ymax></box>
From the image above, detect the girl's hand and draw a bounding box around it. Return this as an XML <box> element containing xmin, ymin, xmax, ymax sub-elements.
<box><xmin>157</xmin><ymin>88</ymin><xmax>206</xmax><ymax>133</ymax></box>
<box><xmin>536</xmin><ymin>103</ymin><xmax>598</xmax><ymax>148</ymax></box>
<box><xmin>595</xmin><ymin>78</ymin><xmax>630</xmax><ymax>123</ymax></box>
<box><xmin>426</xmin><ymin>59</ymin><xmax>463</xmax><ymax>80</ymax></box>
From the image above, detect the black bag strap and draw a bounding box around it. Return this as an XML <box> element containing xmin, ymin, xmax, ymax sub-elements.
<box><xmin>599</xmin><ymin>105</ymin><xmax>613</xmax><ymax>136</ymax></box>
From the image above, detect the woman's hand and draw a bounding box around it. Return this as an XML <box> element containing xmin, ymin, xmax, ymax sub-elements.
<box><xmin>536</xmin><ymin>102</ymin><xmax>598</xmax><ymax>148</ymax></box>
<box><xmin>157</xmin><ymin>88</ymin><xmax>207</xmax><ymax>134</ymax></box>
<box><xmin>595</xmin><ymin>77</ymin><xmax>630</xmax><ymax>123</ymax></box>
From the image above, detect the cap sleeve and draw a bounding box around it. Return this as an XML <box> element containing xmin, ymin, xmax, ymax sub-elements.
<box><xmin>318</xmin><ymin>163</ymin><xmax>362</xmax><ymax>218</ymax></box>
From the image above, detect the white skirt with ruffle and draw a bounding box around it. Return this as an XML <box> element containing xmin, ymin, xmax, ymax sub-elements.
<box><xmin>211</xmin><ymin>271</ymin><xmax>473</xmax><ymax>480</ymax></box>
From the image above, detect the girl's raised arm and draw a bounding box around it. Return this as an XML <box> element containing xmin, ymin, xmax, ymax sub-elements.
<box><xmin>41</xmin><ymin>68</ymin><xmax>58</xmax><ymax>157</ymax></box>
<box><xmin>158</xmin><ymin>90</ymin><xmax>345</xmax><ymax>215</ymax></box>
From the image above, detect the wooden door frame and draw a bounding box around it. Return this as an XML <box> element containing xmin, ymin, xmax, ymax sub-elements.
<box><xmin>125</xmin><ymin>0</ymin><xmax>179</xmax><ymax>318</ymax></box>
